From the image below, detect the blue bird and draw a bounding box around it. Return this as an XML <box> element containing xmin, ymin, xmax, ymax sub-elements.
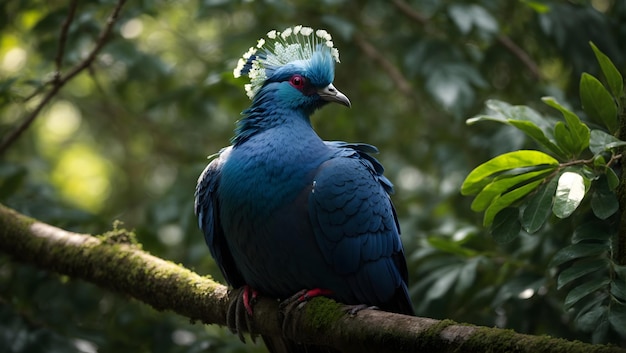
<box><xmin>195</xmin><ymin>25</ymin><xmax>414</xmax><ymax>352</ymax></box>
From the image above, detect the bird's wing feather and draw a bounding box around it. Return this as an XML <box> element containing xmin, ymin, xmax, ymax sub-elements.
<box><xmin>194</xmin><ymin>147</ymin><xmax>244</xmax><ymax>287</ymax></box>
<box><xmin>309</xmin><ymin>144</ymin><xmax>413</xmax><ymax>314</ymax></box>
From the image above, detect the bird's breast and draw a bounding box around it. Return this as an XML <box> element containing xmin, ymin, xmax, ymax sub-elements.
<box><xmin>219</xmin><ymin>132</ymin><xmax>327</xmax><ymax>226</ymax></box>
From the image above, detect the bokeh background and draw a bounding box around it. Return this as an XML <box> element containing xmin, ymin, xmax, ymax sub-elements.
<box><xmin>1</xmin><ymin>0</ymin><xmax>625</xmax><ymax>352</ymax></box>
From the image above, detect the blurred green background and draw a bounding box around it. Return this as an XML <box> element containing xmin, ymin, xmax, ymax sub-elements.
<box><xmin>1</xmin><ymin>0</ymin><xmax>625</xmax><ymax>352</ymax></box>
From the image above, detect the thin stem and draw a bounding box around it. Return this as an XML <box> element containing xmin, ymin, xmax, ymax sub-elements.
<box><xmin>390</xmin><ymin>0</ymin><xmax>429</xmax><ymax>26</ymax></box>
<box><xmin>0</xmin><ymin>0</ymin><xmax>127</xmax><ymax>156</ymax></box>
<box><xmin>54</xmin><ymin>0</ymin><xmax>79</xmax><ymax>81</ymax></box>
<box><xmin>495</xmin><ymin>35</ymin><xmax>542</xmax><ymax>81</ymax></box>
<box><xmin>616</xmin><ymin>95</ymin><xmax>626</xmax><ymax>265</ymax></box>
<box><xmin>353</xmin><ymin>34</ymin><xmax>414</xmax><ymax>97</ymax></box>
<box><xmin>390</xmin><ymin>0</ymin><xmax>542</xmax><ymax>81</ymax></box>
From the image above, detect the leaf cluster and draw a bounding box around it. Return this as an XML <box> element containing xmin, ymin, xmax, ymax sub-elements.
<box><xmin>462</xmin><ymin>43</ymin><xmax>626</xmax><ymax>342</ymax></box>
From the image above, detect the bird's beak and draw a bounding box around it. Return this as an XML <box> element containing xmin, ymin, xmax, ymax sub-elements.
<box><xmin>318</xmin><ymin>83</ymin><xmax>351</xmax><ymax>108</ymax></box>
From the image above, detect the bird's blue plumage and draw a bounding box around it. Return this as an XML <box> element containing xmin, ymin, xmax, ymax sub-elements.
<box><xmin>195</xmin><ymin>26</ymin><xmax>414</xmax><ymax>352</ymax></box>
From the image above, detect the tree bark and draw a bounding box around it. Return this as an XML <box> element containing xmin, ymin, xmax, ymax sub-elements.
<box><xmin>0</xmin><ymin>203</ymin><xmax>623</xmax><ymax>353</ymax></box>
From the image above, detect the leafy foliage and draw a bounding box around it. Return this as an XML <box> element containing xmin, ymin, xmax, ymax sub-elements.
<box><xmin>1</xmin><ymin>0</ymin><xmax>626</xmax><ymax>351</ymax></box>
<box><xmin>462</xmin><ymin>43</ymin><xmax>626</xmax><ymax>342</ymax></box>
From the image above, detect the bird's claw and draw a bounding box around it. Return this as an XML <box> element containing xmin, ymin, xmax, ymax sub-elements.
<box><xmin>278</xmin><ymin>288</ymin><xmax>334</xmax><ymax>338</ymax></box>
<box><xmin>343</xmin><ymin>304</ymin><xmax>378</xmax><ymax>316</ymax></box>
<box><xmin>226</xmin><ymin>285</ymin><xmax>259</xmax><ymax>343</ymax></box>
<box><xmin>279</xmin><ymin>288</ymin><xmax>334</xmax><ymax>310</ymax></box>
<box><xmin>242</xmin><ymin>286</ymin><xmax>258</xmax><ymax>316</ymax></box>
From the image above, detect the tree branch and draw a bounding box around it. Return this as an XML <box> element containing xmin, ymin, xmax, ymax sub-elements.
<box><xmin>391</xmin><ymin>0</ymin><xmax>429</xmax><ymax>26</ymax></box>
<box><xmin>54</xmin><ymin>0</ymin><xmax>79</xmax><ymax>80</ymax></box>
<box><xmin>0</xmin><ymin>0</ymin><xmax>127</xmax><ymax>156</ymax></box>
<box><xmin>495</xmin><ymin>35</ymin><xmax>543</xmax><ymax>81</ymax></box>
<box><xmin>353</xmin><ymin>34</ymin><xmax>414</xmax><ymax>98</ymax></box>
<box><xmin>390</xmin><ymin>0</ymin><xmax>543</xmax><ymax>81</ymax></box>
<box><xmin>0</xmin><ymin>203</ymin><xmax>624</xmax><ymax>353</ymax></box>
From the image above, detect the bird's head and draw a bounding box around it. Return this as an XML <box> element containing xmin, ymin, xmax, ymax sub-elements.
<box><xmin>233</xmin><ymin>26</ymin><xmax>350</xmax><ymax>114</ymax></box>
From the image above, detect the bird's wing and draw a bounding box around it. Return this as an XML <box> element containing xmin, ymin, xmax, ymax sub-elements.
<box><xmin>194</xmin><ymin>147</ymin><xmax>245</xmax><ymax>287</ymax></box>
<box><xmin>309</xmin><ymin>143</ymin><xmax>414</xmax><ymax>314</ymax></box>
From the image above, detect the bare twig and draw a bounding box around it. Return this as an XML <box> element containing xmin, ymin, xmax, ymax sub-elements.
<box><xmin>496</xmin><ymin>35</ymin><xmax>542</xmax><ymax>81</ymax></box>
<box><xmin>390</xmin><ymin>0</ymin><xmax>543</xmax><ymax>81</ymax></box>
<box><xmin>54</xmin><ymin>0</ymin><xmax>79</xmax><ymax>81</ymax></box>
<box><xmin>353</xmin><ymin>34</ymin><xmax>414</xmax><ymax>98</ymax></box>
<box><xmin>0</xmin><ymin>0</ymin><xmax>127</xmax><ymax>156</ymax></box>
<box><xmin>20</xmin><ymin>0</ymin><xmax>79</xmax><ymax>104</ymax></box>
<box><xmin>391</xmin><ymin>0</ymin><xmax>429</xmax><ymax>26</ymax></box>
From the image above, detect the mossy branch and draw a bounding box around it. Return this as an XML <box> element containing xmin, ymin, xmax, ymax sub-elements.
<box><xmin>0</xmin><ymin>203</ymin><xmax>624</xmax><ymax>353</ymax></box>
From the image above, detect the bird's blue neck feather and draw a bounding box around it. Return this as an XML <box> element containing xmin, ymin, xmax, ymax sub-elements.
<box><xmin>222</xmin><ymin>84</ymin><xmax>330</xmax><ymax>224</ymax></box>
<box><xmin>232</xmin><ymin>78</ymin><xmax>328</xmax><ymax>146</ymax></box>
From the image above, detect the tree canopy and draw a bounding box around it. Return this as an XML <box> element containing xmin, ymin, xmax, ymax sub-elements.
<box><xmin>1</xmin><ymin>0</ymin><xmax>625</xmax><ymax>352</ymax></box>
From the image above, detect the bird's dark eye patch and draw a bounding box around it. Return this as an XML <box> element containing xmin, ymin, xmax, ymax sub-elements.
<box><xmin>289</xmin><ymin>74</ymin><xmax>306</xmax><ymax>90</ymax></box>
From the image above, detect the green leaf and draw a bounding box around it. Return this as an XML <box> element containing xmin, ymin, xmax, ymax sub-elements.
<box><xmin>542</xmin><ymin>96</ymin><xmax>590</xmax><ymax>156</ymax></box>
<box><xmin>593</xmin><ymin>154</ymin><xmax>607</xmax><ymax>167</ymax></box>
<box><xmin>557</xmin><ymin>258</ymin><xmax>608</xmax><ymax>289</ymax></box>
<box><xmin>508</xmin><ymin>120</ymin><xmax>566</xmax><ymax>157</ymax></box>
<box><xmin>448</xmin><ymin>4</ymin><xmax>498</xmax><ymax>35</ymax></box>
<box><xmin>427</xmin><ymin>236</ymin><xmax>477</xmax><ymax>257</ymax></box>
<box><xmin>607</xmin><ymin>168</ymin><xmax>619</xmax><ymax>190</ymax></box>
<box><xmin>564</xmin><ymin>278</ymin><xmax>610</xmax><ymax>310</ymax></box>
<box><xmin>466</xmin><ymin>114</ymin><xmax>506</xmax><ymax>125</ymax></box>
<box><xmin>542</xmin><ymin>97</ymin><xmax>582</xmax><ymax>129</ymax></box>
<box><xmin>576</xmin><ymin>304</ymin><xmax>607</xmax><ymax>332</ymax></box>
<box><xmin>484</xmin><ymin>100</ymin><xmax>545</xmax><ymax>126</ymax></box>
<box><xmin>589</xmin><ymin>130</ymin><xmax>626</xmax><ymax>154</ymax></box>
<box><xmin>591</xmin><ymin>175</ymin><xmax>619</xmax><ymax>220</ymax></box>
<box><xmin>471</xmin><ymin>169</ymin><xmax>552</xmax><ymax>212</ymax></box>
<box><xmin>462</xmin><ymin>150</ymin><xmax>559</xmax><ymax>195</ymax></box>
<box><xmin>490</xmin><ymin>207</ymin><xmax>521</xmax><ymax>243</ymax></box>
<box><xmin>492</xmin><ymin>275</ymin><xmax>544</xmax><ymax>306</ymax></box>
<box><xmin>553</xmin><ymin>171</ymin><xmax>587</xmax><ymax>218</ymax></box>
<box><xmin>593</xmin><ymin>318</ymin><xmax>611</xmax><ymax>343</ymax></box>
<box><xmin>608</xmin><ymin>304</ymin><xmax>626</xmax><ymax>338</ymax></box>
<box><xmin>590</xmin><ymin>42</ymin><xmax>624</xmax><ymax>99</ymax></box>
<box><xmin>455</xmin><ymin>257</ymin><xmax>480</xmax><ymax>295</ymax></box>
<box><xmin>415</xmin><ymin>264</ymin><xmax>464</xmax><ymax>312</ymax></box>
<box><xmin>484</xmin><ymin>180</ymin><xmax>543</xmax><ymax>227</ymax></box>
<box><xmin>615</xmin><ymin>265</ymin><xmax>626</xmax><ymax>280</ymax></box>
<box><xmin>424</xmin><ymin>265</ymin><xmax>461</xmax><ymax>300</ymax></box>
<box><xmin>468</xmin><ymin>100</ymin><xmax>566</xmax><ymax>158</ymax></box>
<box><xmin>466</xmin><ymin>115</ymin><xmax>565</xmax><ymax>153</ymax></box>
<box><xmin>521</xmin><ymin>0</ymin><xmax>550</xmax><ymax>13</ymax></box>
<box><xmin>521</xmin><ymin>176</ymin><xmax>558</xmax><ymax>233</ymax></box>
<box><xmin>554</xmin><ymin>122</ymin><xmax>578</xmax><ymax>157</ymax></box>
<box><xmin>580</xmin><ymin>73</ymin><xmax>618</xmax><ymax>133</ymax></box>
<box><xmin>572</xmin><ymin>222</ymin><xmax>612</xmax><ymax>244</ymax></box>
<box><xmin>550</xmin><ymin>243</ymin><xmax>607</xmax><ymax>267</ymax></box>
<box><xmin>611</xmin><ymin>280</ymin><xmax>626</xmax><ymax>301</ymax></box>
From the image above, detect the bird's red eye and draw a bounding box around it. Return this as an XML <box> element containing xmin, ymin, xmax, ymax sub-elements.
<box><xmin>289</xmin><ymin>75</ymin><xmax>305</xmax><ymax>90</ymax></box>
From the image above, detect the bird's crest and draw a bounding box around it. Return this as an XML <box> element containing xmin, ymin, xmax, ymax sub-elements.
<box><xmin>233</xmin><ymin>25</ymin><xmax>340</xmax><ymax>99</ymax></box>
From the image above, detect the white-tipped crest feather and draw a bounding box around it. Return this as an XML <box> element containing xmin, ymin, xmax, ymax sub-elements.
<box><xmin>233</xmin><ymin>25</ymin><xmax>340</xmax><ymax>99</ymax></box>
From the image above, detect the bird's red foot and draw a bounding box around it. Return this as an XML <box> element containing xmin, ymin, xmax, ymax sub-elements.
<box><xmin>297</xmin><ymin>288</ymin><xmax>334</xmax><ymax>302</ymax></box>
<box><xmin>279</xmin><ymin>288</ymin><xmax>334</xmax><ymax>312</ymax></box>
<box><xmin>227</xmin><ymin>285</ymin><xmax>259</xmax><ymax>343</ymax></box>
<box><xmin>242</xmin><ymin>285</ymin><xmax>258</xmax><ymax>316</ymax></box>
<box><xmin>279</xmin><ymin>288</ymin><xmax>334</xmax><ymax>338</ymax></box>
